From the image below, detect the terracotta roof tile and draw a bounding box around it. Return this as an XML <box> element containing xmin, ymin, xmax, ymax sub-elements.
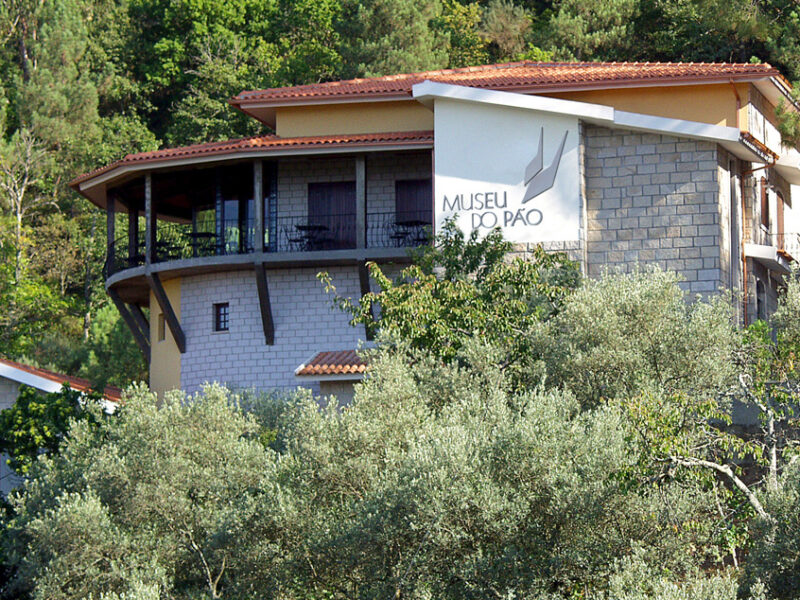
<box><xmin>0</xmin><ymin>357</ymin><xmax>123</xmax><ymax>402</ymax></box>
<box><xmin>295</xmin><ymin>350</ymin><xmax>367</xmax><ymax>377</ymax></box>
<box><xmin>232</xmin><ymin>61</ymin><xmax>782</xmax><ymax>105</ymax></box>
<box><xmin>70</xmin><ymin>130</ymin><xmax>433</xmax><ymax>188</ymax></box>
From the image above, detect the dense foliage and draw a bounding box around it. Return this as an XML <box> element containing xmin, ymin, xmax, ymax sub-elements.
<box><xmin>2</xmin><ymin>262</ymin><xmax>800</xmax><ymax>598</ymax></box>
<box><xmin>0</xmin><ymin>384</ymin><xmax>103</xmax><ymax>475</ymax></box>
<box><xmin>1</xmin><ymin>0</ymin><xmax>800</xmax><ymax>386</ymax></box>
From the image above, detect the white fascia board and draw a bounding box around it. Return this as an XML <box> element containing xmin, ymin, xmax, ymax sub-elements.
<box><xmin>412</xmin><ymin>80</ymin><xmax>615</xmax><ymax>124</ymax></box>
<box><xmin>414</xmin><ymin>81</ymin><xmax>770</xmax><ymax>163</ymax></box>
<box><xmin>613</xmin><ymin>110</ymin><xmax>740</xmax><ymax>143</ymax></box>
<box><xmin>0</xmin><ymin>365</ymin><xmax>64</xmax><ymax>394</ymax></box>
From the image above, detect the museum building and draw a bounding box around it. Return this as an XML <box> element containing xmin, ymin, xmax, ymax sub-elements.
<box><xmin>70</xmin><ymin>61</ymin><xmax>800</xmax><ymax>397</ymax></box>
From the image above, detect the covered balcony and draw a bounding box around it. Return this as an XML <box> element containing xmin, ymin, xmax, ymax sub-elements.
<box><xmin>100</xmin><ymin>149</ymin><xmax>434</xmax><ymax>284</ymax></box>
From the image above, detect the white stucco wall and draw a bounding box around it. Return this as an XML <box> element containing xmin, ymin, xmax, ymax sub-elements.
<box><xmin>0</xmin><ymin>377</ymin><xmax>21</xmax><ymax>498</ymax></box>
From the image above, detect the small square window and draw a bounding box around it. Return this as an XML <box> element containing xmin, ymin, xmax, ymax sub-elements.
<box><xmin>213</xmin><ymin>302</ymin><xmax>229</xmax><ymax>332</ymax></box>
<box><xmin>157</xmin><ymin>313</ymin><xmax>166</xmax><ymax>342</ymax></box>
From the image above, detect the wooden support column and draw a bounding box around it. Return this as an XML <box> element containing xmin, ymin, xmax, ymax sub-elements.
<box><xmin>254</xmin><ymin>263</ymin><xmax>275</xmax><ymax>345</ymax></box>
<box><xmin>253</xmin><ymin>160</ymin><xmax>263</xmax><ymax>253</ymax></box>
<box><xmin>108</xmin><ymin>288</ymin><xmax>150</xmax><ymax>362</ymax></box>
<box><xmin>106</xmin><ymin>195</ymin><xmax>116</xmax><ymax>275</ymax></box>
<box><xmin>145</xmin><ymin>272</ymin><xmax>186</xmax><ymax>353</ymax></box>
<box><xmin>356</xmin><ymin>155</ymin><xmax>366</xmax><ymax>248</ymax></box>
<box><xmin>145</xmin><ymin>173</ymin><xmax>156</xmax><ymax>264</ymax></box>
<box><xmin>358</xmin><ymin>263</ymin><xmax>375</xmax><ymax>341</ymax></box>
<box><xmin>128</xmin><ymin>204</ymin><xmax>138</xmax><ymax>262</ymax></box>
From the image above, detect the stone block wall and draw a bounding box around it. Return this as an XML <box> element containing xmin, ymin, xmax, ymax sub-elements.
<box><xmin>277</xmin><ymin>151</ymin><xmax>431</xmax><ymax>219</ymax></box>
<box><xmin>583</xmin><ymin>126</ymin><xmax>723</xmax><ymax>294</ymax></box>
<box><xmin>180</xmin><ymin>266</ymin><xmax>368</xmax><ymax>394</ymax></box>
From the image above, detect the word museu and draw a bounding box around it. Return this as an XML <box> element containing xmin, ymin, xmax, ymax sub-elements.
<box><xmin>71</xmin><ymin>61</ymin><xmax>800</xmax><ymax>398</ymax></box>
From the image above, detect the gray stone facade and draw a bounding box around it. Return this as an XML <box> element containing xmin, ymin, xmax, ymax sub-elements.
<box><xmin>583</xmin><ymin>126</ymin><xmax>723</xmax><ymax>295</ymax></box>
<box><xmin>180</xmin><ymin>266</ymin><xmax>367</xmax><ymax>394</ymax></box>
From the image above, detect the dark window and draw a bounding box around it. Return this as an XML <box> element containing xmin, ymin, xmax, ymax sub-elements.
<box><xmin>756</xmin><ymin>280</ymin><xmax>766</xmax><ymax>321</ymax></box>
<box><xmin>761</xmin><ymin>177</ymin><xmax>770</xmax><ymax>230</ymax></box>
<box><xmin>395</xmin><ymin>179</ymin><xmax>432</xmax><ymax>224</ymax></box>
<box><xmin>213</xmin><ymin>302</ymin><xmax>229</xmax><ymax>332</ymax></box>
<box><xmin>308</xmin><ymin>181</ymin><xmax>356</xmax><ymax>249</ymax></box>
<box><xmin>157</xmin><ymin>313</ymin><xmax>166</xmax><ymax>342</ymax></box>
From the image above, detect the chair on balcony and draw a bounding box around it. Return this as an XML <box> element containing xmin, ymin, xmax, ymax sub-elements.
<box><xmin>283</xmin><ymin>225</ymin><xmax>306</xmax><ymax>252</ymax></box>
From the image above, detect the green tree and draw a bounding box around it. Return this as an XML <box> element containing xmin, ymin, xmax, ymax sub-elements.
<box><xmin>338</xmin><ymin>0</ymin><xmax>449</xmax><ymax>77</ymax></box>
<box><xmin>321</xmin><ymin>220</ymin><xmax>580</xmax><ymax>390</ymax></box>
<box><xmin>0</xmin><ymin>384</ymin><xmax>102</xmax><ymax>475</ymax></box>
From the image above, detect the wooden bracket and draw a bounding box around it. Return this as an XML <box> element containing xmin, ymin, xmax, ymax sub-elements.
<box><xmin>358</xmin><ymin>263</ymin><xmax>375</xmax><ymax>341</ymax></box>
<box><xmin>108</xmin><ymin>288</ymin><xmax>150</xmax><ymax>362</ymax></box>
<box><xmin>145</xmin><ymin>272</ymin><xmax>186</xmax><ymax>353</ymax></box>
<box><xmin>129</xmin><ymin>303</ymin><xmax>151</xmax><ymax>340</ymax></box>
<box><xmin>254</xmin><ymin>263</ymin><xmax>275</xmax><ymax>345</ymax></box>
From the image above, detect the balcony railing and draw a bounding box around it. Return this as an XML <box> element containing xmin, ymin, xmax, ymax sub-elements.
<box><xmin>771</xmin><ymin>233</ymin><xmax>800</xmax><ymax>261</ymax></box>
<box><xmin>105</xmin><ymin>211</ymin><xmax>432</xmax><ymax>277</ymax></box>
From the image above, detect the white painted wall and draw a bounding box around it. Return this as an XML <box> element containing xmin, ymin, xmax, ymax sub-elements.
<box><xmin>0</xmin><ymin>377</ymin><xmax>21</xmax><ymax>499</ymax></box>
<box><xmin>433</xmin><ymin>97</ymin><xmax>582</xmax><ymax>244</ymax></box>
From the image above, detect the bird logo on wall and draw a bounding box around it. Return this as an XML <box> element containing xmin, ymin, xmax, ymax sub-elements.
<box><xmin>522</xmin><ymin>128</ymin><xmax>568</xmax><ymax>204</ymax></box>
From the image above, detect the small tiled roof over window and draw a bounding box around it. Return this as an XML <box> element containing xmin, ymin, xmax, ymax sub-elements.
<box><xmin>231</xmin><ymin>61</ymin><xmax>783</xmax><ymax>105</ymax></box>
<box><xmin>295</xmin><ymin>350</ymin><xmax>367</xmax><ymax>377</ymax></box>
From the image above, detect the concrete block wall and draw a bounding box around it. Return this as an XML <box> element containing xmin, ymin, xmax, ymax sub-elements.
<box><xmin>277</xmin><ymin>151</ymin><xmax>431</xmax><ymax>219</ymax></box>
<box><xmin>180</xmin><ymin>266</ymin><xmax>368</xmax><ymax>393</ymax></box>
<box><xmin>583</xmin><ymin>126</ymin><xmax>723</xmax><ymax>294</ymax></box>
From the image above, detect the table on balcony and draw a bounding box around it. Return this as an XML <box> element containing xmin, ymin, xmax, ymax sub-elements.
<box><xmin>391</xmin><ymin>219</ymin><xmax>429</xmax><ymax>246</ymax></box>
<box><xmin>295</xmin><ymin>223</ymin><xmax>333</xmax><ymax>251</ymax></box>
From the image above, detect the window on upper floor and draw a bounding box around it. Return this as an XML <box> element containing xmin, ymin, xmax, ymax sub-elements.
<box><xmin>213</xmin><ymin>302</ymin><xmax>229</xmax><ymax>332</ymax></box>
<box><xmin>395</xmin><ymin>179</ymin><xmax>432</xmax><ymax>225</ymax></box>
<box><xmin>307</xmin><ymin>181</ymin><xmax>356</xmax><ymax>249</ymax></box>
<box><xmin>157</xmin><ymin>313</ymin><xmax>166</xmax><ymax>342</ymax></box>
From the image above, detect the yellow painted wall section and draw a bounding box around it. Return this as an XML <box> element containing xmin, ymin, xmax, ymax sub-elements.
<box><xmin>545</xmin><ymin>83</ymin><xmax>747</xmax><ymax>129</ymax></box>
<box><xmin>149</xmin><ymin>278</ymin><xmax>181</xmax><ymax>396</ymax></box>
<box><xmin>275</xmin><ymin>101</ymin><xmax>434</xmax><ymax>137</ymax></box>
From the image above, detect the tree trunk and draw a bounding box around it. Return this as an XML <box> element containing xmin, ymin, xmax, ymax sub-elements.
<box><xmin>14</xmin><ymin>209</ymin><xmax>22</xmax><ymax>283</ymax></box>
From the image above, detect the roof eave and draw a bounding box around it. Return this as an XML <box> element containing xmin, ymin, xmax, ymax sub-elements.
<box><xmin>72</xmin><ymin>136</ymin><xmax>435</xmax><ymax>206</ymax></box>
<box><xmin>230</xmin><ymin>72</ymin><xmax>779</xmax><ymax>111</ymax></box>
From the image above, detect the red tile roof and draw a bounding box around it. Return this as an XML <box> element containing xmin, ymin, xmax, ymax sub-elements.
<box><xmin>295</xmin><ymin>350</ymin><xmax>367</xmax><ymax>377</ymax></box>
<box><xmin>70</xmin><ymin>130</ymin><xmax>434</xmax><ymax>189</ymax></box>
<box><xmin>0</xmin><ymin>358</ymin><xmax>123</xmax><ymax>402</ymax></box>
<box><xmin>231</xmin><ymin>61</ymin><xmax>783</xmax><ymax>105</ymax></box>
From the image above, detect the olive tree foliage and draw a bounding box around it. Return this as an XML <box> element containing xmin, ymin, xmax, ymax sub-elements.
<box><xmin>744</xmin><ymin>463</ymin><xmax>800</xmax><ymax>600</ymax></box>
<box><xmin>3</xmin><ymin>348</ymin><xmax>724</xmax><ymax>600</ymax></box>
<box><xmin>3</xmin><ymin>383</ymin><xmax>281</xmax><ymax>600</ymax></box>
<box><xmin>320</xmin><ymin>220</ymin><xmax>581</xmax><ymax>391</ymax></box>
<box><xmin>547</xmin><ymin>268</ymin><xmax>737</xmax><ymax>409</ymax></box>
